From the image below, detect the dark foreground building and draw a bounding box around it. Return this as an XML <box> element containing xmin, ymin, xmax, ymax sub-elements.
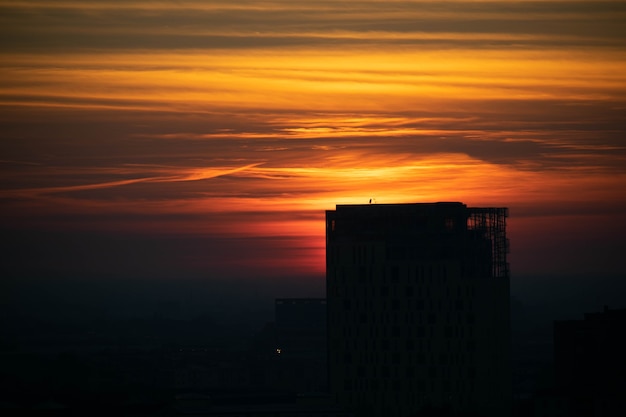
<box><xmin>326</xmin><ymin>202</ymin><xmax>511</xmax><ymax>417</ymax></box>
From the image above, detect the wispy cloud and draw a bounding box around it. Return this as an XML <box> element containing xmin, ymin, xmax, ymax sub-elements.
<box><xmin>0</xmin><ymin>163</ymin><xmax>263</xmax><ymax>199</ymax></box>
<box><xmin>2</xmin><ymin>1</ymin><xmax>625</xmax><ymax>50</ymax></box>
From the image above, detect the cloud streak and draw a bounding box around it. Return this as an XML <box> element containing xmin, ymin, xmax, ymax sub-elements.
<box><xmin>0</xmin><ymin>163</ymin><xmax>263</xmax><ymax>199</ymax></box>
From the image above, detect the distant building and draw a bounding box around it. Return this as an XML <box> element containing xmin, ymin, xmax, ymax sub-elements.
<box><xmin>275</xmin><ymin>298</ymin><xmax>327</xmax><ymax>355</ymax></box>
<box><xmin>326</xmin><ymin>202</ymin><xmax>511</xmax><ymax>417</ymax></box>
<box><xmin>267</xmin><ymin>298</ymin><xmax>328</xmax><ymax>393</ymax></box>
<box><xmin>552</xmin><ymin>306</ymin><xmax>626</xmax><ymax>417</ymax></box>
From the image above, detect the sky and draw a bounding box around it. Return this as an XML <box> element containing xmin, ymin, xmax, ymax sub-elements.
<box><xmin>1</xmin><ymin>1</ymin><xmax>626</xmax><ymax>318</ymax></box>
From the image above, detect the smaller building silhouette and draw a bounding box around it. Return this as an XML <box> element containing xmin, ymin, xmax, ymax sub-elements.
<box><xmin>553</xmin><ymin>306</ymin><xmax>626</xmax><ymax>417</ymax></box>
<box><xmin>275</xmin><ymin>298</ymin><xmax>327</xmax><ymax>355</ymax></box>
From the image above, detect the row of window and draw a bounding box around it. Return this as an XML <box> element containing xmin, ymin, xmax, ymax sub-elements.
<box><xmin>331</xmin><ymin>336</ymin><xmax>477</xmax><ymax>355</ymax></box>
<box><xmin>331</xmin><ymin>245</ymin><xmax>494</xmax><ymax>278</ymax></box>
<box><xmin>337</xmin><ymin>323</ymin><xmax>476</xmax><ymax>342</ymax></box>
<box><xmin>333</xmin><ymin>308</ymin><xmax>476</xmax><ymax>328</ymax></box>
<box><xmin>329</xmin><ymin>266</ymin><xmax>477</xmax><ymax>295</ymax></box>
<box><xmin>340</xmin><ymin>391</ymin><xmax>476</xmax><ymax>417</ymax></box>
<box><xmin>342</xmin><ymin>370</ymin><xmax>477</xmax><ymax>392</ymax></box>
<box><xmin>333</xmin><ymin>334</ymin><xmax>478</xmax><ymax>360</ymax></box>
<box><xmin>329</xmin><ymin>262</ymin><xmax>455</xmax><ymax>284</ymax></box>
<box><xmin>329</xmin><ymin>238</ymin><xmax>482</xmax><ymax>267</ymax></box>
<box><xmin>340</xmin><ymin>349</ymin><xmax>476</xmax><ymax>368</ymax></box>
<box><xmin>341</xmin><ymin>296</ymin><xmax>473</xmax><ymax>312</ymax></box>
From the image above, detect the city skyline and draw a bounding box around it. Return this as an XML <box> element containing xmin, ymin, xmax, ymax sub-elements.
<box><xmin>2</xmin><ymin>1</ymin><xmax>626</xmax><ymax>304</ymax></box>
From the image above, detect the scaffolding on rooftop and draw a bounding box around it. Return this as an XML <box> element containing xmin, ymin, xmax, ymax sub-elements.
<box><xmin>467</xmin><ymin>207</ymin><xmax>509</xmax><ymax>279</ymax></box>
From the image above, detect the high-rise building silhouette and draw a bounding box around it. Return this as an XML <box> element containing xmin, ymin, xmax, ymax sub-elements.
<box><xmin>326</xmin><ymin>202</ymin><xmax>510</xmax><ymax>417</ymax></box>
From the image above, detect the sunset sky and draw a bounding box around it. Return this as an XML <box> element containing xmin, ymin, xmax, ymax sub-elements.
<box><xmin>2</xmin><ymin>1</ymin><xmax>626</xmax><ymax>315</ymax></box>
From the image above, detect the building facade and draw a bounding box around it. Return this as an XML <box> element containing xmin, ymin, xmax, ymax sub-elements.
<box><xmin>326</xmin><ymin>202</ymin><xmax>510</xmax><ymax>417</ymax></box>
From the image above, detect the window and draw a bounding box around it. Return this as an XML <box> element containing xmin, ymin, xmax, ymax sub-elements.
<box><xmin>391</xmin><ymin>266</ymin><xmax>399</xmax><ymax>281</ymax></box>
<box><xmin>393</xmin><ymin>380</ymin><xmax>401</xmax><ymax>391</ymax></box>
<box><xmin>442</xmin><ymin>380</ymin><xmax>451</xmax><ymax>393</ymax></box>
<box><xmin>416</xmin><ymin>326</ymin><xmax>425</xmax><ymax>338</ymax></box>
